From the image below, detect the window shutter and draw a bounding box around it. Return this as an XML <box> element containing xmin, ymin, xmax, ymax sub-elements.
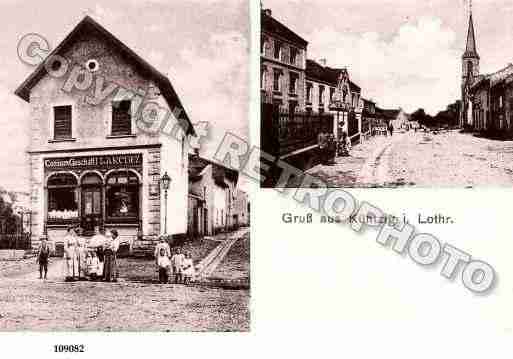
<box><xmin>53</xmin><ymin>106</ymin><xmax>72</xmax><ymax>140</ymax></box>
<box><xmin>112</xmin><ymin>100</ymin><xmax>132</xmax><ymax>135</ymax></box>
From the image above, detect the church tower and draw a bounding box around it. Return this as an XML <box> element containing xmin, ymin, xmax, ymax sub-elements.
<box><xmin>461</xmin><ymin>4</ymin><xmax>479</xmax><ymax>127</ymax></box>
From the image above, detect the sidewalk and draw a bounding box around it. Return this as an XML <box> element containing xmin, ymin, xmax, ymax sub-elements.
<box><xmin>306</xmin><ymin>135</ymin><xmax>393</xmax><ymax>187</ymax></box>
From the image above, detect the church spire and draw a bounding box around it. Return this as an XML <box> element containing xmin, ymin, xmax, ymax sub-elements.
<box><xmin>463</xmin><ymin>2</ymin><xmax>479</xmax><ymax>59</ymax></box>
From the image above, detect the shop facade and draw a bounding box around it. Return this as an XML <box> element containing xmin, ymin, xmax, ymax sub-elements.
<box><xmin>17</xmin><ymin>16</ymin><xmax>195</xmax><ymax>254</ymax></box>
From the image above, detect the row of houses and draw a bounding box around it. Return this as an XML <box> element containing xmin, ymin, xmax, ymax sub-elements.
<box><xmin>461</xmin><ymin>10</ymin><xmax>513</xmax><ymax>135</ymax></box>
<box><xmin>187</xmin><ymin>154</ymin><xmax>249</xmax><ymax>238</ymax></box>
<box><xmin>260</xmin><ymin>8</ymin><xmax>405</xmax><ymax>154</ymax></box>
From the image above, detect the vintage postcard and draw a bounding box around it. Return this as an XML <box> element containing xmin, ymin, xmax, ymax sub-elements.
<box><xmin>0</xmin><ymin>0</ymin><xmax>249</xmax><ymax>332</ymax></box>
<box><xmin>260</xmin><ymin>0</ymin><xmax>513</xmax><ymax>189</ymax></box>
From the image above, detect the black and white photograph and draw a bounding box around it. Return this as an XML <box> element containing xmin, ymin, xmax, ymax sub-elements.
<box><xmin>0</xmin><ymin>0</ymin><xmax>250</xmax><ymax>331</ymax></box>
<box><xmin>260</xmin><ymin>0</ymin><xmax>513</xmax><ymax>188</ymax></box>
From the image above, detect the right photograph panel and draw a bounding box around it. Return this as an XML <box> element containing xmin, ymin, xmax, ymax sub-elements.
<box><xmin>260</xmin><ymin>1</ymin><xmax>510</xmax><ymax>188</ymax></box>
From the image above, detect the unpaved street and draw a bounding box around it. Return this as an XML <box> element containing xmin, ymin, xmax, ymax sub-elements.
<box><xmin>0</xmin><ymin>230</ymin><xmax>250</xmax><ymax>332</ymax></box>
<box><xmin>307</xmin><ymin>131</ymin><xmax>513</xmax><ymax>187</ymax></box>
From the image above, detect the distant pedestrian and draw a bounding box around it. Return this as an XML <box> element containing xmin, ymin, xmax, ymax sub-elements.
<box><xmin>388</xmin><ymin>122</ymin><xmax>394</xmax><ymax>136</ymax></box>
<box><xmin>36</xmin><ymin>237</ymin><xmax>50</xmax><ymax>280</ymax></box>
<box><xmin>339</xmin><ymin>132</ymin><xmax>351</xmax><ymax>157</ymax></box>
<box><xmin>103</xmin><ymin>231</ymin><xmax>116</xmax><ymax>282</ymax></box>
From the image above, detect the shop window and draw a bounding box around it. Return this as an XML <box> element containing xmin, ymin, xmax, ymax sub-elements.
<box><xmin>106</xmin><ymin>171</ymin><xmax>140</xmax><ymax>223</ymax></box>
<box><xmin>112</xmin><ymin>100</ymin><xmax>132</xmax><ymax>136</ymax></box>
<box><xmin>47</xmin><ymin>173</ymin><xmax>78</xmax><ymax>222</ymax></box>
<box><xmin>53</xmin><ymin>105</ymin><xmax>72</xmax><ymax>140</ymax></box>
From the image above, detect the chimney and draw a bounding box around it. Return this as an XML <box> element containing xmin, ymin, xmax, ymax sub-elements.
<box><xmin>319</xmin><ymin>58</ymin><xmax>327</xmax><ymax>66</ymax></box>
<box><xmin>263</xmin><ymin>9</ymin><xmax>272</xmax><ymax>17</ymax></box>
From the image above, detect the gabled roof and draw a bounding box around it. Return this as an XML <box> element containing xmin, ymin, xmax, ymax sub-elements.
<box><xmin>463</xmin><ymin>13</ymin><xmax>479</xmax><ymax>59</ymax></box>
<box><xmin>261</xmin><ymin>10</ymin><xmax>308</xmax><ymax>47</ymax></box>
<box><xmin>471</xmin><ymin>64</ymin><xmax>513</xmax><ymax>91</ymax></box>
<box><xmin>188</xmin><ymin>154</ymin><xmax>239</xmax><ymax>187</ymax></box>
<box><xmin>15</xmin><ymin>16</ymin><xmax>195</xmax><ymax>135</ymax></box>
<box><xmin>306</xmin><ymin>59</ymin><xmax>361</xmax><ymax>92</ymax></box>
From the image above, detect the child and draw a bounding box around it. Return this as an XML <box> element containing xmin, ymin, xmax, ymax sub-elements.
<box><xmin>37</xmin><ymin>237</ymin><xmax>51</xmax><ymax>280</ymax></box>
<box><xmin>182</xmin><ymin>252</ymin><xmax>195</xmax><ymax>285</ymax></box>
<box><xmin>171</xmin><ymin>249</ymin><xmax>185</xmax><ymax>284</ymax></box>
<box><xmin>157</xmin><ymin>247</ymin><xmax>171</xmax><ymax>284</ymax></box>
<box><xmin>87</xmin><ymin>251</ymin><xmax>100</xmax><ymax>281</ymax></box>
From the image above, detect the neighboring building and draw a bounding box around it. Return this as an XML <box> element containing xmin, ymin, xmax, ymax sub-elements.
<box><xmin>188</xmin><ymin>155</ymin><xmax>239</xmax><ymax>236</ymax></box>
<box><xmin>362</xmin><ymin>98</ymin><xmax>376</xmax><ymax>135</ymax></box>
<box><xmin>305</xmin><ymin>59</ymin><xmax>363</xmax><ymax>140</ymax></box>
<box><xmin>232</xmin><ymin>189</ymin><xmax>249</xmax><ymax>228</ymax></box>
<box><xmin>261</xmin><ymin>8</ymin><xmax>308</xmax><ymax>113</ymax></box>
<box><xmin>15</xmin><ymin>16</ymin><xmax>195</xmax><ymax>253</ymax></box>
<box><xmin>461</xmin><ymin>10</ymin><xmax>480</xmax><ymax>128</ymax></box>
<box><xmin>462</xmin><ymin>6</ymin><xmax>513</xmax><ymax>133</ymax></box>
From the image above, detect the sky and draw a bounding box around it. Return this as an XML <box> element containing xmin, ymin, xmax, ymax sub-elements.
<box><xmin>263</xmin><ymin>0</ymin><xmax>513</xmax><ymax>115</ymax></box>
<box><xmin>0</xmin><ymin>0</ymin><xmax>249</xmax><ymax>192</ymax></box>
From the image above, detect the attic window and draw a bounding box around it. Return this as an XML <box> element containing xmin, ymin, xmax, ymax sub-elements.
<box><xmin>86</xmin><ymin>59</ymin><xmax>99</xmax><ymax>72</ymax></box>
<box><xmin>51</xmin><ymin>60</ymin><xmax>62</xmax><ymax>72</ymax></box>
<box><xmin>112</xmin><ymin>100</ymin><xmax>132</xmax><ymax>136</ymax></box>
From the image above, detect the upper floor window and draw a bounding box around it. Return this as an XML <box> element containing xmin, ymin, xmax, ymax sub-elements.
<box><xmin>112</xmin><ymin>100</ymin><xmax>132</xmax><ymax>136</ymax></box>
<box><xmin>261</xmin><ymin>36</ymin><xmax>268</xmax><ymax>55</ymax></box>
<box><xmin>319</xmin><ymin>86</ymin><xmax>325</xmax><ymax>104</ymax></box>
<box><xmin>290</xmin><ymin>47</ymin><xmax>298</xmax><ymax>65</ymax></box>
<box><xmin>53</xmin><ymin>105</ymin><xmax>72</xmax><ymax>140</ymax></box>
<box><xmin>273</xmin><ymin>70</ymin><xmax>282</xmax><ymax>92</ymax></box>
<box><xmin>306</xmin><ymin>82</ymin><xmax>313</xmax><ymax>103</ymax></box>
<box><xmin>330</xmin><ymin>88</ymin><xmax>335</xmax><ymax>102</ymax></box>
<box><xmin>289</xmin><ymin>73</ymin><xmax>298</xmax><ymax>95</ymax></box>
<box><xmin>261</xmin><ymin>66</ymin><xmax>267</xmax><ymax>90</ymax></box>
<box><xmin>274</xmin><ymin>41</ymin><xmax>282</xmax><ymax>60</ymax></box>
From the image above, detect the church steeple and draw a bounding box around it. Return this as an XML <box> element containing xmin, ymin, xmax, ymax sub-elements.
<box><xmin>463</xmin><ymin>11</ymin><xmax>479</xmax><ymax>59</ymax></box>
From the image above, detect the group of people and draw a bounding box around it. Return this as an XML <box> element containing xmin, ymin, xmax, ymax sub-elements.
<box><xmin>318</xmin><ymin>131</ymin><xmax>353</xmax><ymax>164</ymax></box>
<box><xmin>154</xmin><ymin>238</ymin><xmax>195</xmax><ymax>284</ymax></box>
<box><xmin>63</xmin><ymin>226</ymin><xmax>120</xmax><ymax>282</ymax></box>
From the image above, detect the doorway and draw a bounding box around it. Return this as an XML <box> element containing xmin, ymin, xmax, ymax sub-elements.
<box><xmin>81</xmin><ymin>173</ymin><xmax>103</xmax><ymax>235</ymax></box>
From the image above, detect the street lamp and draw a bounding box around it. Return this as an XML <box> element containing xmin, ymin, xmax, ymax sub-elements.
<box><xmin>161</xmin><ymin>172</ymin><xmax>171</xmax><ymax>234</ymax></box>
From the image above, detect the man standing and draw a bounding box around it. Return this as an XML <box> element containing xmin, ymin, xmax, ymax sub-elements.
<box><xmin>37</xmin><ymin>237</ymin><xmax>50</xmax><ymax>280</ymax></box>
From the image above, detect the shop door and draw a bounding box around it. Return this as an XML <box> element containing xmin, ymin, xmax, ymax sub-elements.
<box><xmin>81</xmin><ymin>173</ymin><xmax>103</xmax><ymax>235</ymax></box>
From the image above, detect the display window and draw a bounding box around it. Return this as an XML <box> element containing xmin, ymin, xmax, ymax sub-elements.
<box><xmin>47</xmin><ymin>173</ymin><xmax>79</xmax><ymax>222</ymax></box>
<box><xmin>106</xmin><ymin>171</ymin><xmax>140</xmax><ymax>223</ymax></box>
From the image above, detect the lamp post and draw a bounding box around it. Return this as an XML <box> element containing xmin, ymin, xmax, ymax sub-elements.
<box><xmin>161</xmin><ymin>172</ymin><xmax>171</xmax><ymax>234</ymax></box>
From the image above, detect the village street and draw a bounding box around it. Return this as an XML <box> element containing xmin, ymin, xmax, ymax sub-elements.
<box><xmin>0</xmin><ymin>228</ymin><xmax>250</xmax><ymax>331</ymax></box>
<box><xmin>307</xmin><ymin>131</ymin><xmax>513</xmax><ymax>187</ymax></box>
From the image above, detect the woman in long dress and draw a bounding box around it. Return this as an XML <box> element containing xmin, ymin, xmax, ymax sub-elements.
<box><xmin>63</xmin><ymin>226</ymin><xmax>78</xmax><ymax>281</ymax></box>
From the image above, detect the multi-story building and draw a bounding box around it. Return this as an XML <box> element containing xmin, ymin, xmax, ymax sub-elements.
<box><xmin>15</xmin><ymin>16</ymin><xmax>195</xmax><ymax>253</ymax></box>
<box><xmin>305</xmin><ymin>59</ymin><xmax>363</xmax><ymax>140</ymax></box>
<box><xmin>362</xmin><ymin>98</ymin><xmax>376</xmax><ymax>135</ymax></box>
<box><xmin>188</xmin><ymin>155</ymin><xmax>239</xmax><ymax>236</ymax></box>
<box><xmin>261</xmin><ymin>9</ymin><xmax>308</xmax><ymax>113</ymax></box>
<box><xmin>232</xmin><ymin>189</ymin><xmax>249</xmax><ymax>228</ymax></box>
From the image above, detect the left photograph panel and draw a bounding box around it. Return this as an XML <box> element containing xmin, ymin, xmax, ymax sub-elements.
<box><xmin>0</xmin><ymin>0</ymin><xmax>250</xmax><ymax>331</ymax></box>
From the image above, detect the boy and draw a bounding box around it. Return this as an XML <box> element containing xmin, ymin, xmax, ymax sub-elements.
<box><xmin>171</xmin><ymin>248</ymin><xmax>185</xmax><ymax>284</ymax></box>
<box><xmin>37</xmin><ymin>237</ymin><xmax>51</xmax><ymax>280</ymax></box>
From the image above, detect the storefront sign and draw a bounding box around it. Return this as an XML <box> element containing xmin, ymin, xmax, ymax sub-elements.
<box><xmin>44</xmin><ymin>153</ymin><xmax>143</xmax><ymax>171</ymax></box>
